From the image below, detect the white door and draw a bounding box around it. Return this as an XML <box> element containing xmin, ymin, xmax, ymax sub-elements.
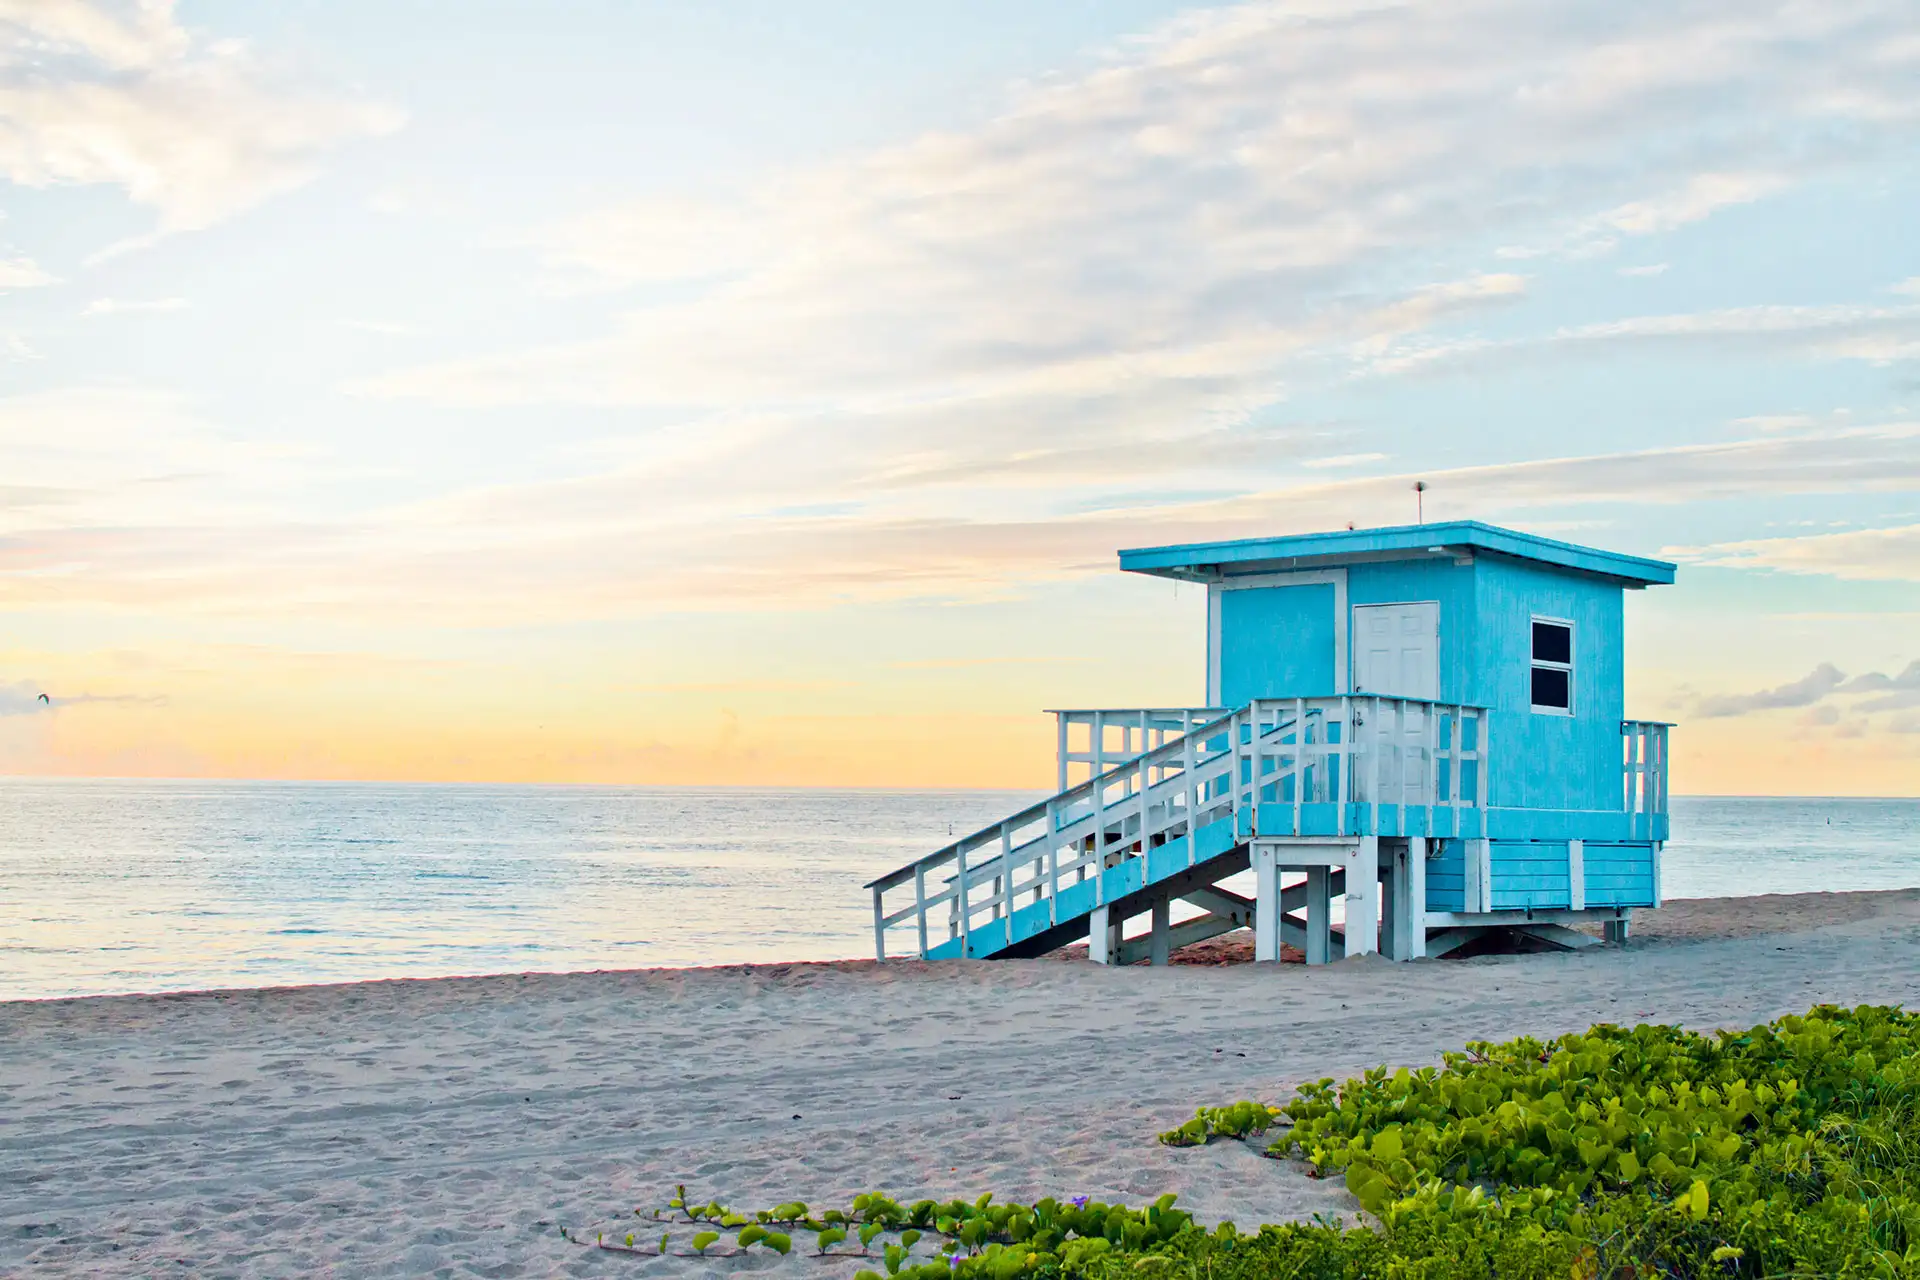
<box><xmin>1352</xmin><ymin>603</ymin><xmax>1439</xmax><ymax>698</ymax></box>
<box><xmin>1351</xmin><ymin>603</ymin><xmax>1439</xmax><ymax>803</ymax></box>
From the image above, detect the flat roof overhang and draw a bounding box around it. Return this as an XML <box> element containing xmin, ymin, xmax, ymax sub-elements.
<box><xmin>1118</xmin><ymin>520</ymin><xmax>1676</xmax><ymax>587</ymax></box>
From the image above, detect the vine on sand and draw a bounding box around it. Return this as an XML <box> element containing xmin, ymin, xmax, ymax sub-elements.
<box><xmin>562</xmin><ymin>1003</ymin><xmax>1920</xmax><ymax>1278</ymax></box>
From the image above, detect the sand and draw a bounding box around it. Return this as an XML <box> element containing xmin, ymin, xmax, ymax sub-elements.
<box><xmin>4</xmin><ymin>888</ymin><xmax>1918</xmax><ymax>1278</ymax></box>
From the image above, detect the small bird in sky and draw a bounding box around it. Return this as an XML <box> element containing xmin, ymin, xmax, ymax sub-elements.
<box><xmin>37</xmin><ymin>693</ymin><xmax>49</xmax><ymax>704</ymax></box>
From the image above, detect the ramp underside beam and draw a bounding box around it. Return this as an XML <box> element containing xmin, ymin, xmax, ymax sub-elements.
<box><xmin>1105</xmin><ymin>867</ymin><xmax>1351</xmax><ymax>966</ymax></box>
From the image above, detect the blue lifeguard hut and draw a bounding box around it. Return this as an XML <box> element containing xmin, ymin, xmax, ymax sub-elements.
<box><xmin>868</xmin><ymin>521</ymin><xmax>1674</xmax><ymax>965</ymax></box>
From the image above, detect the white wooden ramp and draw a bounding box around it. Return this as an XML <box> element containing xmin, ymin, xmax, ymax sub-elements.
<box><xmin>865</xmin><ymin>697</ymin><xmax>1494</xmax><ymax>966</ymax></box>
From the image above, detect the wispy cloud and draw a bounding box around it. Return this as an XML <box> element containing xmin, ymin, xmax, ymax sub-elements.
<box><xmin>364</xmin><ymin>0</ymin><xmax>1918</xmax><ymax>434</ymax></box>
<box><xmin>1365</xmin><ymin>299</ymin><xmax>1920</xmax><ymax>376</ymax></box>
<box><xmin>1599</xmin><ymin>172</ymin><xmax>1789</xmax><ymax>237</ymax></box>
<box><xmin>1618</xmin><ymin>263</ymin><xmax>1669</xmax><ymax>278</ymax></box>
<box><xmin>1669</xmin><ymin>523</ymin><xmax>1920</xmax><ymax>582</ymax></box>
<box><xmin>84</xmin><ymin>297</ymin><xmax>188</xmax><ymax>315</ymax></box>
<box><xmin>0</xmin><ymin>0</ymin><xmax>402</xmax><ymax>245</ymax></box>
<box><xmin>0</xmin><ymin>256</ymin><xmax>58</xmax><ymax>287</ymax></box>
<box><xmin>1694</xmin><ymin>660</ymin><xmax>1920</xmax><ymax>720</ymax></box>
<box><xmin>1696</xmin><ymin>663</ymin><xmax>1846</xmax><ymax>718</ymax></box>
<box><xmin>1301</xmin><ymin>453</ymin><xmax>1388</xmax><ymax>470</ymax></box>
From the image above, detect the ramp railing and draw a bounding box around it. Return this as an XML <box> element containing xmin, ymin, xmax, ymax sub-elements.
<box><xmin>868</xmin><ymin>695</ymin><xmax>1491</xmax><ymax>960</ymax></box>
<box><xmin>1049</xmin><ymin>707</ymin><xmax>1227</xmax><ymax>791</ymax></box>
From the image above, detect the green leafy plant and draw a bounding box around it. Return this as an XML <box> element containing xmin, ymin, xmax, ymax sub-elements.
<box><xmin>565</xmin><ymin>1005</ymin><xmax>1920</xmax><ymax>1277</ymax></box>
<box><xmin>1156</xmin><ymin>1100</ymin><xmax>1282</xmax><ymax>1147</ymax></box>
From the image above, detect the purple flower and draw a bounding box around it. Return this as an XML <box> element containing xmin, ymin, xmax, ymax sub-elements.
<box><xmin>1070</xmin><ymin>1196</ymin><xmax>1089</xmax><ymax>1210</ymax></box>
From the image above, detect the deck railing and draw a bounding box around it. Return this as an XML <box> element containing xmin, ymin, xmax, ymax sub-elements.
<box><xmin>868</xmin><ymin>695</ymin><xmax>1489</xmax><ymax>960</ymax></box>
<box><xmin>1621</xmin><ymin>719</ymin><xmax>1671</xmax><ymax>840</ymax></box>
<box><xmin>1049</xmin><ymin>706</ymin><xmax>1226</xmax><ymax>791</ymax></box>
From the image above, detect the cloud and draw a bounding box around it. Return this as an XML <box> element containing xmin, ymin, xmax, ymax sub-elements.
<box><xmin>366</xmin><ymin>0</ymin><xmax>1919</xmax><ymax>430</ymax></box>
<box><xmin>1839</xmin><ymin>660</ymin><xmax>1920</xmax><ymax>694</ymax></box>
<box><xmin>1670</xmin><ymin>523</ymin><xmax>1920</xmax><ymax>581</ymax></box>
<box><xmin>4</xmin><ymin>409</ymin><xmax>1913</xmax><ymax>623</ymax></box>
<box><xmin>0</xmin><ymin>0</ymin><xmax>401</xmax><ymax>241</ymax></box>
<box><xmin>1301</xmin><ymin>453</ymin><xmax>1388</xmax><ymax>469</ymax></box>
<box><xmin>6</xmin><ymin>2</ymin><xmax>1920</xmax><ymax>627</ymax></box>
<box><xmin>1695</xmin><ymin>659</ymin><xmax>1920</xmax><ymax>721</ymax></box>
<box><xmin>84</xmin><ymin>296</ymin><xmax>187</xmax><ymax>314</ymax></box>
<box><xmin>0</xmin><ymin>256</ymin><xmax>57</xmax><ymax>286</ymax></box>
<box><xmin>1598</xmin><ymin>171</ymin><xmax>1790</xmax><ymax>237</ymax></box>
<box><xmin>1366</xmin><ymin>299</ymin><xmax>1920</xmax><ymax>375</ymax></box>
<box><xmin>1696</xmin><ymin>663</ymin><xmax>1846</xmax><ymax>718</ymax></box>
<box><xmin>336</xmin><ymin>0</ymin><xmax>1920</xmax><ymax>601</ymax></box>
<box><xmin>1617</xmin><ymin>263</ymin><xmax>1668</xmax><ymax>278</ymax></box>
<box><xmin>0</xmin><ymin>680</ymin><xmax>161</xmax><ymax>715</ymax></box>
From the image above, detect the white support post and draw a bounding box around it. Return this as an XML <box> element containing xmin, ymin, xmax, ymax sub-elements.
<box><xmin>1292</xmin><ymin>696</ymin><xmax>1306</xmax><ymax>835</ymax></box>
<box><xmin>1305</xmin><ymin>865</ymin><xmax>1331</xmax><ymax>965</ymax></box>
<box><xmin>1182</xmin><ymin>712</ymin><xmax>1199</xmax><ymax>865</ymax></box>
<box><xmin>1627</xmin><ymin>727</ymin><xmax>1641</xmax><ymax>840</ymax></box>
<box><xmin>873</xmin><ymin>889</ymin><xmax>886</xmax><ymax>961</ymax></box>
<box><xmin>1057</xmin><ymin>713</ymin><xmax>1070</xmax><ymax>794</ymax></box>
<box><xmin>1400</xmin><ymin>838</ymin><xmax>1427</xmax><ymax>960</ymax></box>
<box><xmin>1478</xmin><ymin>710</ymin><xmax>1491</xmax><ymax>809</ymax></box>
<box><xmin>1449</xmin><ymin>708</ymin><xmax>1463</xmax><ymax>820</ymax></box>
<box><xmin>1345</xmin><ymin>836</ymin><xmax>1381</xmax><ymax>956</ymax></box>
<box><xmin>955</xmin><ymin>844</ymin><xmax>971</xmax><ymax>957</ymax></box>
<box><xmin>1046</xmin><ymin>806</ymin><xmax>1060</xmax><ymax>926</ymax></box>
<box><xmin>1254</xmin><ymin>844</ymin><xmax>1280</xmax><ymax>962</ymax></box>
<box><xmin>914</xmin><ymin>864</ymin><xmax>929</xmax><ymax>956</ymax></box>
<box><xmin>1001</xmin><ymin>824</ymin><xmax>1015</xmax><ymax>923</ymax></box>
<box><xmin>1092</xmin><ymin>711</ymin><xmax>1106</xmax><ymax>784</ymax></box>
<box><xmin>1337</xmin><ymin>695</ymin><xmax>1352</xmax><ymax>837</ymax></box>
<box><xmin>1425</xmin><ymin>703</ymin><xmax>1439</xmax><ymax>817</ymax></box>
<box><xmin>1395</xmin><ymin>698</ymin><xmax>1409</xmax><ymax>814</ymax></box>
<box><xmin>1150</xmin><ymin>898</ymin><xmax>1171</xmax><ymax>967</ymax></box>
<box><xmin>1088</xmin><ymin>904</ymin><xmax>1111</xmax><ymax>964</ymax></box>
<box><xmin>1370</xmin><ymin>697</ymin><xmax>1383</xmax><ymax>834</ymax></box>
<box><xmin>1464</xmin><ymin>837</ymin><xmax>1492</xmax><ymax>914</ymax></box>
<box><xmin>1567</xmin><ymin>839</ymin><xmax>1585</xmax><ymax>912</ymax></box>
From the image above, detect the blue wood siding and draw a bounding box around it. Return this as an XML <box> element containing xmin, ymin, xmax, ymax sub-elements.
<box><xmin>1490</xmin><ymin>839</ymin><xmax>1572</xmax><ymax>909</ymax></box>
<box><xmin>1469</xmin><ymin>557</ymin><xmax>1625</xmax><ymax>813</ymax></box>
<box><xmin>1220</xmin><ymin>583</ymin><xmax>1336</xmax><ymax>705</ymax></box>
<box><xmin>1583</xmin><ymin>842</ymin><xmax>1658</xmax><ymax>907</ymax></box>
<box><xmin>1346</xmin><ymin>558</ymin><xmax>1478</xmax><ymax>704</ymax></box>
<box><xmin>1426</xmin><ymin>839</ymin><xmax>1466</xmax><ymax>911</ymax></box>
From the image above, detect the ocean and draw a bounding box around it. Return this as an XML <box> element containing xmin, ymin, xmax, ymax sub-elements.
<box><xmin>1</xmin><ymin>781</ymin><xmax>1915</xmax><ymax>1002</ymax></box>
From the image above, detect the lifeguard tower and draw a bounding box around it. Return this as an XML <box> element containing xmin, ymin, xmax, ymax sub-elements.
<box><xmin>867</xmin><ymin>521</ymin><xmax>1674</xmax><ymax>965</ymax></box>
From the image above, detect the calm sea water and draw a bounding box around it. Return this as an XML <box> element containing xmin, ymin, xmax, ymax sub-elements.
<box><xmin>1</xmin><ymin>781</ymin><xmax>1915</xmax><ymax>1001</ymax></box>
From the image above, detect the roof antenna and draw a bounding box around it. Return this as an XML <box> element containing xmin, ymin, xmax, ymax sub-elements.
<box><xmin>1413</xmin><ymin>480</ymin><xmax>1428</xmax><ymax>525</ymax></box>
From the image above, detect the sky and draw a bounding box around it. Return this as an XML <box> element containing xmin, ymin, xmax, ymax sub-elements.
<box><xmin>1</xmin><ymin>0</ymin><xmax>1917</xmax><ymax>794</ymax></box>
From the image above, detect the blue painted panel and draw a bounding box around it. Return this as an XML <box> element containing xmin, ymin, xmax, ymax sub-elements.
<box><xmin>1471</xmin><ymin>557</ymin><xmax>1625</xmax><ymax>813</ymax></box>
<box><xmin>1251</xmin><ymin>802</ymin><xmax>1489</xmax><ymax>839</ymax></box>
<box><xmin>1490</xmin><ymin>839</ymin><xmax>1571</xmax><ymax>909</ymax></box>
<box><xmin>1426</xmin><ymin>841</ymin><xmax>1467</xmax><ymax>911</ymax></box>
<box><xmin>1583</xmin><ymin>842</ymin><xmax>1657</xmax><ymax>907</ymax></box>
<box><xmin>1220</xmin><ymin>584</ymin><xmax>1335</xmax><ymax>705</ymax></box>
<box><xmin>1486</xmin><ymin>809</ymin><xmax>1640</xmax><ymax>841</ymax></box>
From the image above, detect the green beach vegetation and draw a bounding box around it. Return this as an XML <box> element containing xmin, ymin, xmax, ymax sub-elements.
<box><xmin>577</xmin><ymin>1003</ymin><xmax>1920</xmax><ymax>1277</ymax></box>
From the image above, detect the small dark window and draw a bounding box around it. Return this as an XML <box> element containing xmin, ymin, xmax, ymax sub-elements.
<box><xmin>1532</xmin><ymin>621</ymin><xmax>1571</xmax><ymax>665</ymax></box>
<box><xmin>1529</xmin><ymin>616</ymin><xmax>1573</xmax><ymax>715</ymax></box>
